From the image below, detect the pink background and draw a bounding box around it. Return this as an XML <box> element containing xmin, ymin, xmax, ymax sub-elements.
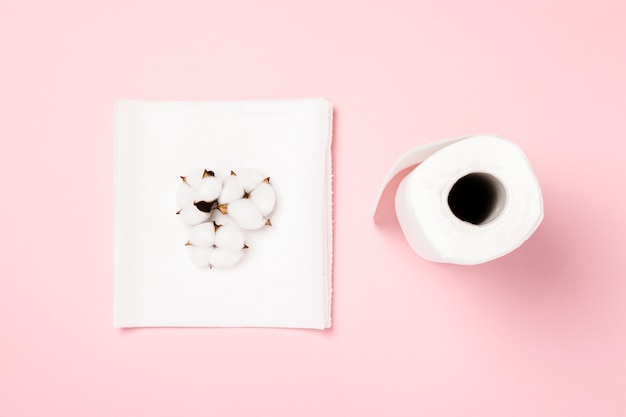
<box><xmin>1</xmin><ymin>0</ymin><xmax>625</xmax><ymax>415</ymax></box>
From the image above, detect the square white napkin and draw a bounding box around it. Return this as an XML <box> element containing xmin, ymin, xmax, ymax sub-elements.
<box><xmin>114</xmin><ymin>99</ymin><xmax>332</xmax><ymax>329</ymax></box>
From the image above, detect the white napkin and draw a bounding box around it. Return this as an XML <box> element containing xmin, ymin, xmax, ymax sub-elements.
<box><xmin>114</xmin><ymin>99</ymin><xmax>333</xmax><ymax>329</ymax></box>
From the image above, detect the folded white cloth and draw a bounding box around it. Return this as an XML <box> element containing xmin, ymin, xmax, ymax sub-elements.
<box><xmin>114</xmin><ymin>99</ymin><xmax>333</xmax><ymax>329</ymax></box>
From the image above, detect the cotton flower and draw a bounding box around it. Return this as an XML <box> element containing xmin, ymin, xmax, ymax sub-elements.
<box><xmin>218</xmin><ymin>171</ymin><xmax>245</xmax><ymax>205</ymax></box>
<box><xmin>237</xmin><ymin>169</ymin><xmax>267</xmax><ymax>193</ymax></box>
<box><xmin>176</xmin><ymin>204</ymin><xmax>210</xmax><ymax>226</ymax></box>
<box><xmin>217</xmin><ymin>174</ymin><xmax>275</xmax><ymax>230</ymax></box>
<box><xmin>194</xmin><ymin>170</ymin><xmax>223</xmax><ymax>209</ymax></box>
<box><xmin>214</xmin><ymin>222</ymin><xmax>247</xmax><ymax>251</ymax></box>
<box><xmin>188</xmin><ymin>222</ymin><xmax>216</xmax><ymax>247</ymax></box>
<box><xmin>218</xmin><ymin>198</ymin><xmax>267</xmax><ymax>230</ymax></box>
<box><xmin>248</xmin><ymin>180</ymin><xmax>276</xmax><ymax>217</ymax></box>
<box><xmin>176</xmin><ymin>169</ymin><xmax>216</xmax><ymax>226</ymax></box>
<box><xmin>209</xmin><ymin>209</ymin><xmax>231</xmax><ymax>226</ymax></box>
<box><xmin>177</xmin><ymin>168</ymin><xmax>274</xmax><ymax>269</ymax></box>
<box><xmin>186</xmin><ymin>245</ymin><xmax>213</xmax><ymax>267</ymax></box>
<box><xmin>208</xmin><ymin>247</ymin><xmax>244</xmax><ymax>268</ymax></box>
<box><xmin>185</xmin><ymin>222</ymin><xmax>245</xmax><ymax>268</ymax></box>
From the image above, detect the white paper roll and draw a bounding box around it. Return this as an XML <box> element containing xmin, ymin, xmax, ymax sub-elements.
<box><xmin>372</xmin><ymin>134</ymin><xmax>543</xmax><ymax>265</ymax></box>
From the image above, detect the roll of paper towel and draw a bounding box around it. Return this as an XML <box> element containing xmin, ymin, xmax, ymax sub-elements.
<box><xmin>371</xmin><ymin>134</ymin><xmax>543</xmax><ymax>265</ymax></box>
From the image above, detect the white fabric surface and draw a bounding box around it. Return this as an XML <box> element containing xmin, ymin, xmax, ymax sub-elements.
<box><xmin>114</xmin><ymin>99</ymin><xmax>333</xmax><ymax>329</ymax></box>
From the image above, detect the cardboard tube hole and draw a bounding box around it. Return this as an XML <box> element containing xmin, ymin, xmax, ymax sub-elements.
<box><xmin>447</xmin><ymin>173</ymin><xmax>506</xmax><ymax>225</ymax></box>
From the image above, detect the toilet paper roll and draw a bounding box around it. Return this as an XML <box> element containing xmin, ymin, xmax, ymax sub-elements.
<box><xmin>371</xmin><ymin>134</ymin><xmax>543</xmax><ymax>265</ymax></box>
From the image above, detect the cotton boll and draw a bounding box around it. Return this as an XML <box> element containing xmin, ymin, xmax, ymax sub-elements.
<box><xmin>210</xmin><ymin>209</ymin><xmax>233</xmax><ymax>226</ymax></box>
<box><xmin>237</xmin><ymin>169</ymin><xmax>266</xmax><ymax>193</ymax></box>
<box><xmin>208</xmin><ymin>247</ymin><xmax>244</xmax><ymax>268</ymax></box>
<box><xmin>195</xmin><ymin>171</ymin><xmax>223</xmax><ymax>204</ymax></box>
<box><xmin>177</xmin><ymin>168</ymin><xmax>210</xmax><ymax>208</ymax></box>
<box><xmin>188</xmin><ymin>222</ymin><xmax>216</xmax><ymax>248</ymax></box>
<box><xmin>214</xmin><ymin>222</ymin><xmax>246</xmax><ymax>251</ymax></box>
<box><xmin>178</xmin><ymin>203</ymin><xmax>211</xmax><ymax>226</ymax></box>
<box><xmin>218</xmin><ymin>172</ymin><xmax>245</xmax><ymax>204</ymax></box>
<box><xmin>176</xmin><ymin>179</ymin><xmax>195</xmax><ymax>208</ymax></box>
<box><xmin>187</xmin><ymin>245</ymin><xmax>213</xmax><ymax>267</ymax></box>
<box><xmin>178</xmin><ymin>167</ymin><xmax>275</xmax><ymax>269</ymax></box>
<box><xmin>180</xmin><ymin>168</ymin><xmax>206</xmax><ymax>189</ymax></box>
<box><xmin>249</xmin><ymin>181</ymin><xmax>275</xmax><ymax>216</ymax></box>
<box><xmin>221</xmin><ymin>198</ymin><xmax>268</xmax><ymax>230</ymax></box>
